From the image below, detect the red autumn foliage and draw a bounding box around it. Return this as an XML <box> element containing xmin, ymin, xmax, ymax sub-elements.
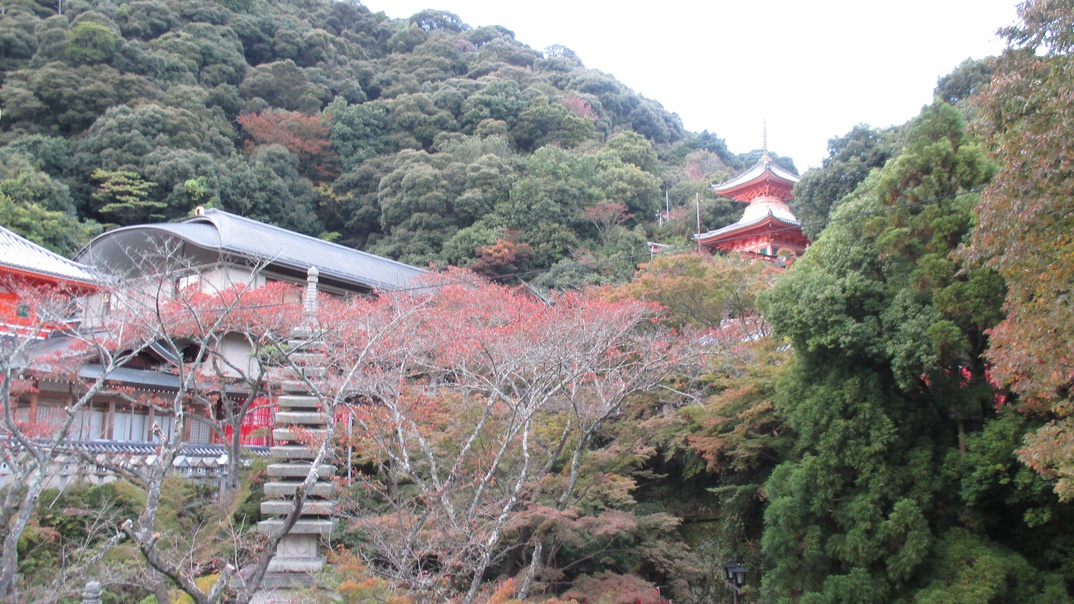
<box><xmin>157</xmin><ymin>280</ymin><xmax>304</xmax><ymax>343</ymax></box>
<box><xmin>584</xmin><ymin>201</ymin><xmax>632</xmax><ymax>242</ymax></box>
<box><xmin>318</xmin><ymin>269</ymin><xmax>699</xmax><ymax>601</ymax></box>
<box><xmin>471</xmin><ymin>238</ymin><xmax>533</xmax><ymax>278</ymax></box>
<box><xmin>237</xmin><ymin>110</ymin><xmax>339</xmax><ymax>180</ymax></box>
<box><xmin>562</xmin><ymin>94</ymin><xmax>597</xmax><ymax>122</ymax></box>
<box><xmin>562</xmin><ymin>571</ymin><xmax>668</xmax><ymax>604</ymax></box>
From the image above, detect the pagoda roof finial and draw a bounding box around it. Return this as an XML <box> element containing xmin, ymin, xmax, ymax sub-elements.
<box><xmin>762</xmin><ymin>119</ymin><xmax>770</xmax><ymax>164</ymax></box>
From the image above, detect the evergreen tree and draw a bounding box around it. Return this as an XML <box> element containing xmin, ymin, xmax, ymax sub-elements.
<box><xmin>759</xmin><ymin>103</ymin><xmax>1012</xmax><ymax>601</ymax></box>
<box><xmin>91</xmin><ymin>168</ymin><xmax>161</xmax><ymax>225</ymax></box>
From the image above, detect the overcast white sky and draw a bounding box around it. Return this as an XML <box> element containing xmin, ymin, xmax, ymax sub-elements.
<box><xmin>360</xmin><ymin>0</ymin><xmax>1019</xmax><ymax>170</ymax></box>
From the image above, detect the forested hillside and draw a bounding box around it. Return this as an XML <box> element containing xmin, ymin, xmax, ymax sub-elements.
<box><xmin>10</xmin><ymin>0</ymin><xmax>1074</xmax><ymax>603</ymax></box>
<box><xmin>0</xmin><ymin>0</ymin><xmax>795</xmax><ymax>284</ymax></box>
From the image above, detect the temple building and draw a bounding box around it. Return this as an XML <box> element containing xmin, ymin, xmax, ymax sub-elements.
<box><xmin>0</xmin><ymin>210</ymin><xmax>425</xmax><ymax>489</ymax></box>
<box><xmin>0</xmin><ymin>226</ymin><xmax>99</xmax><ymax>338</ymax></box>
<box><xmin>695</xmin><ymin>154</ymin><xmax>810</xmax><ymax>260</ymax></box>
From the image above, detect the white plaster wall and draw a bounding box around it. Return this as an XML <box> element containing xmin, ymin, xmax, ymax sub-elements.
<box><xmin>214</xmin><ymin>331</ymin><xmax>259</xmax><ymax>379</ymax></box>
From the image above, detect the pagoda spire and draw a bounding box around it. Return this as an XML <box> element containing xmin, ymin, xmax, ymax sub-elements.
<box><xmin>762</xmin><ymin>119</ymin><xmax>770</xmax><ymax>164</ymax></box>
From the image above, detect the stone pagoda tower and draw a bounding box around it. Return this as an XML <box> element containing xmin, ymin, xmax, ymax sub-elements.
<box><xmin>256</xmin><ymin>267</ymin><xmax>337</xmax><ymax>590</ymax></box>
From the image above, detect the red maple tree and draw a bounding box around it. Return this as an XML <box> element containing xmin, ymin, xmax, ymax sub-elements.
<box><xmin>237</xmin><ymin>110</ymin><xmax>339</xmax><ymax>181</ymax></box>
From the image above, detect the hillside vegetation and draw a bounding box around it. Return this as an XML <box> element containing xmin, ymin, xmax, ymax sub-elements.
<box><xmin>0</xmin><ymin>0</ymin><xmax>797</xmax><ymax>285</ymax></box>
<box><xmin>10</xmin><ymin>0</ymin><xmax>1074</xmax><ymax>603</ymax></box>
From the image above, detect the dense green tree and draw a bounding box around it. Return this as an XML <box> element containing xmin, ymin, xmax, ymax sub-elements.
<box><xmin>673</xmin><ymin>129</ymin><xmax>739</xmax><ymax>168</ymax></box>
<box><xmin>141</xmin><ymin>147</ymin><xmax>220</xmax><ymax>214</ymax></box>
<box><xmin>942</xmin><ymin>410</ymin><xmax>1074</xmax><ymax>577</ymax></box>
<box><xmin>629</xmin><ymin>97</ymin><xmax>684</xmax><ymax>144</ymax></box>
<box><xmin>0</xmin><ymin>155</ymin><xmax>75</xmax><ymax>215</ymax></box>
<box><xmin>759</xmin><ymin>103</ymin><xmax>1009</xmax><ymax>602</ymax></box>
<box><xmin>496</xmin><ymin>145</ymin><xmax>596</xmax><ymax>232</ymax></box>
<box><xmin>71</xmin><ymin>102</ymin><xmax>232</xmax><ymax>217</ymax></box>
<box><xmin>61</xmin><ymin>19</ymin><xmax>116</xmax><ymax>65</ymax></box>
<box><xmin>0</xmin><ymin>189</ymin><xmax>99</xmax><ymax>254</ymax></box>
<box><xmin>228</xmin><ymin>13</ymin><xmax>277</xmax><ymax>66</ymax></box>
<box><xmin>239</xmin><ymin>59</ymin><xmax>325</xmax><ymax>113</ymax></box>
<box><xmin>377</xmin><ymin>151</ymin><xmax>454</xmax><ymax>232</ymax></box>
<box><xmin>530</xmin><ymin>257</ymin><xmax>608</xmax><ymax>290</ymax></box>
<box><xmin>0</xmin><ymin>134</ymin><xmax>71</xmax><ymax>177</ymax></box>
<box><xmin>454</xmin><ymin>152</ymin><xmax>513</xmax><ymax>223</ymax></box>
<box><xmin>386</xmin><ymin>92</ymin><xmax>457</xmax><ymax>150</ymax></box>
<box><xmin>325</xmin><ymin>156</ymin><xmax>391</xmax><ymax>249</ymax></box>
<box><xmin>114</xmin><ymin>0</ymin><xmax>180</xmax><ymax>41</ymax></box>
<box><xmin>602</xmin><ymin>130</ymin><xmax>659</xmax><ymax>173</ymax></box>
<box><xmin>409</xmin><ymin>9</ymin><xmax>466</xmax><ymax>34</ymax></box>
<box><xmin>470</xmin><ymin>36</ymin><xmax>540</xmax><ymax>69</ymax></box>
<box><xmin>735</xmin><ymin>148</ymin><xmax>797</xmax><ymax>175</ymax></box>
<box><xmin>269</xmin><ymin>16</ymin><xmax>315</xmax><ymax>65</ymax></box>
<box><xmin>217</xmin><ymin>145</ymin><xmax>323</xmax><ymax>236</ymax></box>
<box><xmin>325</xmin><ymin>97</ymin><xmax>388</xmax><ymax>170</ymax></box>
<box><xmin>598</xmin><ymin>155</ymin><xmax>662</xmax><ymax>221</ymax></box>
<box><xmin>793</xmin><ymin>124</ymin><xmax>899</xmax><ymax>238</ymax></box>
<box><xmin>0</xmin><ymin>10</ymin><xmax>40</xmax><ymax>74</ymax></box>
<box><xmin>428</xmin><ymin>77</ymin><xmax>479</xmax><ymax>118</ymax></box>
<box><xmin>440</xmin><ymin>220</ymin><xmax>500</xmax><ymax>267</ymax></box>
<box><xmin>567</xmin><ymin>69</ymin><xmax>629</xmax><ymax>123</ymax></box>
<box><xmin>521</xmin><ymin>219</ymin><xmax>581</xmax><ymax>271</ymax></box>
<box><xmin>460</xmin><ymin>78</ymin><xmax>525</xmax><ymax>131</ymax></box>
<box><xmin>386</xmin><ymin>20</ymin><xmax>426</xmax><ymax>54</ymax></box>
<box><xmin>913</xmin><ymin>528</ymin><xmax>1068</xmax><ymax>604</ymax></box>
<box><xmin>511</xmin><ymin>94</ymin><xmax>594</xmax><ymax>151</ymax></box>
<box><xmin>935</xmin><ymin>57</ymin><xmax>993</xmax><ymax>106</ymax></box>
<box><xmin>0</xmin><ymin>62</ymin><xmax>155</xmax><ymax>135</ymax></box>
<box><xmin>91</xmin><ymin>167</ymin><xmax>161</xmax><ymax>224</ymax></box>
<box><xmin>151</xmin><ymin>23</ymin><xmax>246</xmax><ymax>86</ymax></box>
<box><xmin>603</xmin><ymin>252</ymin><xmax>771</xmax><ymax>331</ymax></box>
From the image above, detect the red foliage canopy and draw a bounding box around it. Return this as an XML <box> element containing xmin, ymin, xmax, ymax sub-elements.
<box><xmin>237</xmin><ymin>110</ymin><xmax>339</xmax><ymax>180</ymax></box>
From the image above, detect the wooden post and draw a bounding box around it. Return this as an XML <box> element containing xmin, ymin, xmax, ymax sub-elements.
<box><xmin>28</xmin><ymin>386</ymin><xmax>38</xmax><ymax>427</ymax></box>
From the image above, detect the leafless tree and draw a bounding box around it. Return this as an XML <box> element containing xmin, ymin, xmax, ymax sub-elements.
<box><xmin>0</xmin><ymin>275</ymin><xmax>159</xmax><ymax>601</ymax></box>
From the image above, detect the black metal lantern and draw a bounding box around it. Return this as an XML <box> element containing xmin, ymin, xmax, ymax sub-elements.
<box><xmin>730</xmin><ymin>563</ymin><xmax>748</xmax><ymax>587</ymax></box>
<box><xmin>721</xmin><ymin>561</ymin><xmax>748</xmax><ymax>603</ymax></box>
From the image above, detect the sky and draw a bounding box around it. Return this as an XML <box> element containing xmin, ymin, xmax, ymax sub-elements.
<box><xmin>359</xmin><ymin>0</ymin><xmax>1020</xmax><ymax>170</ymax></box>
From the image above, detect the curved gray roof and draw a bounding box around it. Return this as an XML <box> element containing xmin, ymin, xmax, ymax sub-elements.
<box><xmin>695</xmin><ymin>210</ymin><xmax>801</xmax><ymax>240</ymax></box>
<box><xmin>711</xmin><ymin>158</ymin><xmax>800</xmax><ymax>193</ymax></box>
<box><xmin>79</xmin><ymin>209</ymin><xmax>425</xmax><ymax>292</ymax></box>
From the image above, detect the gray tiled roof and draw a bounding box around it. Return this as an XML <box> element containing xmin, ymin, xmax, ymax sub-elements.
<box><xmin>695</xmin><ymin>210</ymin><xmax>802</xmax><ymax>240</ymax></box>
<box><xmin>0</xmin><ymin>225</ymin><xmax>98</xmax><ymax>286</ymax></box>
<box><xmin>78</xmin><ymin>364</ymin><xmax>183</xmax><ymax>390</ymax></box>
<box><xmin>62</xmin><ymin>440</ymin><xmax>269</xmax><ymax>458</ymax></box>
<box><xmin>80</xmin><ymin>209</ymin><xmax>425</xmax><ymax>292</ymax></box>
<box><xmin>712</xmin><ymin>158</ymin><xmax>800</xmax><ymax>193</ymax></box>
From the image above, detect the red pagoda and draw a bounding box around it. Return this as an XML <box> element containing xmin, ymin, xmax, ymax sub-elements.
<box><xmin>695</xmin><ymin>154</ymin><xmax>809</xmax><ymax>259</ymax></box>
